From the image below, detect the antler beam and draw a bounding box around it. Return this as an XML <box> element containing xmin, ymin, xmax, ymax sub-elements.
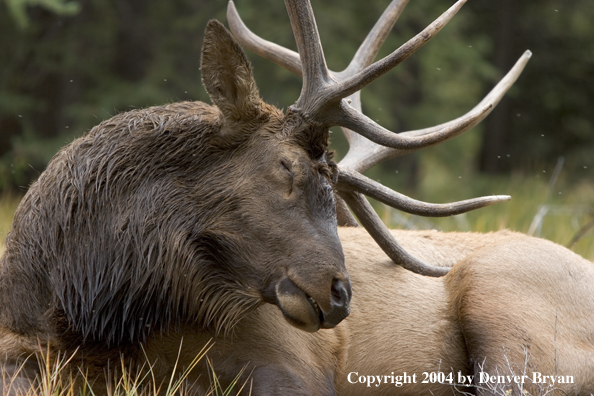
<box><xmin>283</xmin><ymin>0</ymin><xmax>333</xmax><ymax>109</ymax></box>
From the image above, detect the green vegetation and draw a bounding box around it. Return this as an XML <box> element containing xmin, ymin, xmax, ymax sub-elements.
<box><xmin>0</xmin><ymin>192</ymin><xmax>19</xmax><ymax>256</ymax></box>
<box><xmin>3</xmin><ymin>0</ymin><xmax>80</xmax><ymax>29</ymax></box>
<box><xmin>371</xmin><ymin>171</ymin><xmax>594</xmax><ymax>261</ymax></box>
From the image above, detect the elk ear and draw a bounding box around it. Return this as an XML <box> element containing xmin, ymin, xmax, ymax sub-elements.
<box><xmin>201</xmin><ymin>19</ymin><xmax>262</xmax><ymax>123</ymax></box>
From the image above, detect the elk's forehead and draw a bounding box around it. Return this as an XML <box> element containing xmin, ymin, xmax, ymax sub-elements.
<box><xmin>247</xmin><ymin>134</ymin><xmax>314</xmax><ymax>163</ymax></box>
<box><xmin>278</xmin><ymin>142</ymin><xmax>309</xmax><ymax>160</ymax></box>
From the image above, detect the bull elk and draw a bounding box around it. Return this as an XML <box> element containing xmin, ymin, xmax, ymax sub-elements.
<box><xmin>1</xmin><ymin>1</ymin><xmax>593</xmax><ymax>396</ymax></box>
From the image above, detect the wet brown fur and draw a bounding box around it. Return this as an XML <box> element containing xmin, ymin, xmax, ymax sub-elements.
<box><xmin>0</xmin><ymin>20</ymin><xmax>347</xmax><ymax>395</ymax></box>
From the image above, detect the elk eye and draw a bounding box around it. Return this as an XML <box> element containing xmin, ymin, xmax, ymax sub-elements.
<box><xmin>280</xmin><ymin>159</ymin><xmax>294</xmax><ymax>191</ymax></box>
<box><xmin>280</xmin><ymin>159</ymin><xmax>293</xmax><ymax>175</ymax></box>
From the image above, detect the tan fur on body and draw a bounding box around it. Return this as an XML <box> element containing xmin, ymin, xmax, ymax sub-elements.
<box><xmin>335</xmin><ymin>228</ymin><xmax>594</xmax><ymax>395</ymax></box>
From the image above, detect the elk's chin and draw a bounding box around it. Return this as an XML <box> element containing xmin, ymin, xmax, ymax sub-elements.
<box><xmin>275</xmin><ymin>277</ymin><xmax>323</xmax><ymax>332</ymax></box>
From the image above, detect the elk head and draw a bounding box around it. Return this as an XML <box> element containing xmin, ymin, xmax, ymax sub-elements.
<box><xmin>228</xmin><ymin>0</ymin><xmax>531</xmax><ymax>276</ymax></box>
<box><xmin>198</xmin><ymin>21</ymin><xmax>351</xmax><ymax>333</ymax></box>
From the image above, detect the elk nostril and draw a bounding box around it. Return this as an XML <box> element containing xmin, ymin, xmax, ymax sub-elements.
<box><xmin>330</xmin><ymin>278</ymin><xmax>351</xmax><ymax>308</ymax></box>
<box><xmin>321</xmin><ymin>278</ymin><xmax>352</xmax><ymax>328</ymax></box>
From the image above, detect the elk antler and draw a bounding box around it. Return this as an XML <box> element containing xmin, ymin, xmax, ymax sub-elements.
<box><xmin>228</xmin><ymin>0</ymin><xmax>531</xmax><ymax>277</ymax></box>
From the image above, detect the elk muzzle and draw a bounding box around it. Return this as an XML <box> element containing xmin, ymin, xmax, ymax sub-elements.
<box><xmin>275</xmin><ymin>276</ymin><xmax>351</xmax><ymax>332</ymax></box>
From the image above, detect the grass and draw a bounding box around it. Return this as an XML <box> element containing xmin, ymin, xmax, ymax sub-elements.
<box><xmin>368</xmin><ymin>165</ymin><xmax>594</xmax><ymax>260</ymax></box>
<box><xmin>375</xmin><ymin>185</ymin><xmax>594</xmax><ymax>261</ymax></box>
<box><xmin>1</xmin><ymin>340</ymin><xmax>251</xmax><ymax>396</ymax></box>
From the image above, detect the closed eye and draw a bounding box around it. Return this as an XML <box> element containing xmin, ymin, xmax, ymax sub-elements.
<box><xmin>280</xmin><ymin>159</ymin><xmax>292</xmax><ymax>173</ymax></box>
<box><xmin>280</xmin><ymin>159</ymin><xmax>294</xmax><ymax>193</ymax></box>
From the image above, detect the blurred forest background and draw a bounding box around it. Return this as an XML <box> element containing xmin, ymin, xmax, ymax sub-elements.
<box><xmin>1</xmin><ymin>0</ymin><xmax>593</xmax><ymax>258</ymax></box>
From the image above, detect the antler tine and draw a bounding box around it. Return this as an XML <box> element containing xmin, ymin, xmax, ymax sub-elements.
<box><xmin>321</xmin><ymin>0</ymin><xmax>472</xmax><ymax>152</ymax></box>
<box><xmin>338</xmin><ymin>50</ymin><xmax>533</xmax><ymax>172</ymax></box>
<box><xmin>327</xmin><ymin>0</ymin><xmax>467</xmax><ymax>105</ymax></box>
<box><xmin>339</xmin><ymin>100</ymin><xmax>493</xmax><ymax>151</ymax></box>
<box><xmin>337</xmin><ymin>168</ymin><xmax>511</xmax><ymax>217</ymax></box>
<box><xmin>227</xmin><ymin>1</ymin><xmax>302</xmax><ymax>77</ymax></box>
<box><xmin>340</xmin><ymin>191</ymin><xmax>449</xmax><ymax>277</ymax></box>
<box><xmin>284</xmin><ymin>0</ymin><xmax>333</xmax><ymax>111</ymax></box>
<box><xmin>341</xmin><ymin>0</ymin><xmax>410</xmax><ymax>78</ymax></box>
<box><xmin>334</xmin><ymin>0</ymin><xmax>410</xmax><ymax>174</ymax></box>
<box><xmin>228</xmin><ymin>0</ymin><xmax>410</xmax><ymax>81</ymax></box>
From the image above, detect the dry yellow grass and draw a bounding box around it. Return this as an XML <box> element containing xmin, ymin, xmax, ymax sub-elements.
<box><xmin>0</xmin><ymin>340</ymin><xmax>250</xmax><ymax>396</ymax></box>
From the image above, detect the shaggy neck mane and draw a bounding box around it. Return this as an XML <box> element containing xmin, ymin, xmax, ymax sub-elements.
<box><xmin>0</xmin><ymin>101</ymin><xmax>263</xmax><ymax>348</ymax></box>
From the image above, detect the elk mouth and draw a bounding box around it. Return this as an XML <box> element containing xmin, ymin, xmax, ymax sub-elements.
<box><xmin>275</xmin><ymin>277</ymin><xmax>324</xmax><ymax>332</ymax></box>
<box><xmin>306</xmin><ymin>294</ymin><xmax>325</xmax><ymax>326</ymax></box>
<box><xmin>273</xmin><ymin>277</ymin><xmax>349</xmax><ymax>332</ymax></box>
